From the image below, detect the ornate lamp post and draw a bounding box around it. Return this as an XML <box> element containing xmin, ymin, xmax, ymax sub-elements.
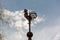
<box><xmin>24</xmin><ymin>9</ymin><xmax>37</xmax><ymax>40</ymax></box>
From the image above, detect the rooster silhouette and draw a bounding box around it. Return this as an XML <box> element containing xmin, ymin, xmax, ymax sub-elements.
<box><xmin>24</xmin><ymin>9</ymin><xmax>32</xmax><ymax>21</ymax></box>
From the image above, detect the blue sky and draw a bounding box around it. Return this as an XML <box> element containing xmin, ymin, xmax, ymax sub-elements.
<box><xmin>0</xmin><ymin>0</ymin><xmax>60</xmax><ymax>40</ymax></box>
<box><xmin>1</xmin><ymin>0</ymin><xmax>60</xmax><ymax>20</ymax></box>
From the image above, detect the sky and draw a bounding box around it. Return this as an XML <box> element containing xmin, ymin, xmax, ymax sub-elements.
<box><xmin>0</xmin><ymin>0</ymin><xmax>60</xmax><ymax>40</ymax></box>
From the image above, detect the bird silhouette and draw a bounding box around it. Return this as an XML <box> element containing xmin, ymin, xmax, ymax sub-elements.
<box><xmin>24</xmin><ymin>9</ymin><xmax>28</xmax><ymax>19</ymax></box>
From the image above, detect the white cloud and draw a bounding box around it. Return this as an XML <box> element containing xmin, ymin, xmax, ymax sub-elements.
<box><xmin>9</xmin><ymin>32</ymin><xmax>22</xmax><ymax>40</ymax></box>
<box><xmin>33</xmin><ymin>25</ymin><xmax>60</xmax><ymax>40</ymax></box>
<box><xmin>34</xmin><ymin>17</ymin><xmax>44</xmax><ymax>24</ymax></box>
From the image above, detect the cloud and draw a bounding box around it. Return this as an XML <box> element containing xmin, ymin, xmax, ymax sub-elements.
<box><xmin>0</xmin><ymin>9</ymin><xmax>44</xmax><ymax>40</ymax></box>
<box><xmin>8</xmin><ymin>32</ymin><xmax>22</xmax><ymax>40</ymax></box>
<box><xmin>33</xmin><ymin>25</ymin><xmax>60</xmax><ymax>40</ymax></box>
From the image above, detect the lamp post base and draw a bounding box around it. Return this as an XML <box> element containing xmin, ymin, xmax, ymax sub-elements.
<box><xmin>27</xmin><ymin>32</ymin><xmax>33</xmax><ymax>40</ymax></box>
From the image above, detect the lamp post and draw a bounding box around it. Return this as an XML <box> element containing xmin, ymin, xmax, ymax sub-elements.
<box><xmin>24</xmin><ymin>9</ymin><xmax>37</xmax><ymax>40</ymax></box>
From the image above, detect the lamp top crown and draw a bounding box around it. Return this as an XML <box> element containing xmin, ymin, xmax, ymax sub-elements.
<box><xmin>24</xmin><ymin>9</ymin><xmax>37</xmax><ymax>21</ymax></box>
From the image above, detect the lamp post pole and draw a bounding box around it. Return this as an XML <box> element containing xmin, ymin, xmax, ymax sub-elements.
<box><xmin>27</xmin><ymin>16</ymin><xmax>33</xmax><ymax>40</ymax></box>
<box><xmin>24</xmin><ymin>9</ymin><xmax>37</xmax><ymax>40</ymax></box>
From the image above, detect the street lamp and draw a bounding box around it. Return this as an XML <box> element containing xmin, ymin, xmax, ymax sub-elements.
<box><xmin>24</xmin><ymin>9</ymin><xmax>37</xmax><ymax>40</ymax></box>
